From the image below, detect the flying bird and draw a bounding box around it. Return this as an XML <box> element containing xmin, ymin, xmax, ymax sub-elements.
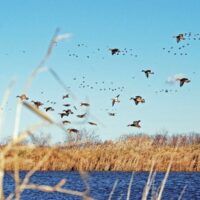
<box><xmin>63</xmin><ymin>104</ymin><xmax>71</xmax><ymax>107</ymax></box>
<box><xmin>63</xmin><ymin>109</ymin><xmax>74</xmax><ymax>116</ymax></box>
<box><xmin>16</xmin><ymin>94</ymin><xmax>29</xmax><ymax>101</ymax></box>
<box><xmin>177</xmin><ymin>78</ymin><xmax>191</xmax><ymax>87</ymax></box>
<box><xmin>142</xmin><ymin>70</ymin><xmax>154</xmax><ymax>78</ymax></box>
<box><xmin>59</xmin><ymin>113</ymin><xmax>68</xmax><ymax>118</ymax></box>
<box><xmin>67</xmin><ymin>128</ymin><xmax>79</xmax><ymax>134</ymax></box>
<box><xmin>31</xmin><ymin>101</ymin><xmax>43</xmax><ymax>109</ymax></box>
<box><xmin>108</xmin><ymin>112</ymin><xmax>116</xmax><ymax>116</ymax></box>
<box><xmin>63</xmin><ymin>94</ymin><xmax>69</xmax><ymax>99</ymax></box>
<box><xmin>109</xmin><ymin>48</ymin><xmax>120</xmax><ymax>55</ymax></box>
<box><xmin>88</xmin><ymin>122</ymin><xmax>97</xmax><ymax>126</ymax></box>
<box><xmin>130</xmin><ymin>96</ymin><xmax>145</xmax><ymax>105</ymax></box>
<box><xmin>62</xmin><ymin>120</ymin><xmax>71</xmax><ymax>125</ymax></box>
<box><xmin>80</xmin><ymin>102</ymin><xmax>90</xmax><ymax>107</ymax></box>
<box><xmin>44</xmin><ymin>107</ymin><xmax>54</xmax><ymax>112</ymax></box>
<box><xmin>76</xmin><ymin>113</ymin><xmax>87</xmax><ymax>118</ymax></box>
<box><xmin>127</xmin><ymin>120</ymin><xmax>141</xmax><ymax>128</ymax></box>
<box><xmin>175</xmin><ymin>34</ymin><xmax>185</xmax><ymax>43</ymax></box>
<box><xmin>112</xmin><ymin>94</ymin><xmax>120</xmax><ymax>106</ymax></box>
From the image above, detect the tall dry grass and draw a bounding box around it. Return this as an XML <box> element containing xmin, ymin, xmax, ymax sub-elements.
<box><xmin>2</xmin><ymin>133</ymin><xmax>199</xmax><ymax>172</ymax></box>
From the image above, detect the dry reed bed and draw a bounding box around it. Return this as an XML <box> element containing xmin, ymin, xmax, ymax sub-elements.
<box><xmin>2</xmin><ymin>140</ymin><xmax>199</xmax><ymax>172</ymax></box>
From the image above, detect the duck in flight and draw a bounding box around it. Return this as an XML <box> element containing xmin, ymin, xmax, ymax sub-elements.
<box><xmin>63</xmin><ymin>103</ymin><xmax>71</xmax><ymax>107</ymax></box>
<box><xmin>59</xmin><ymin>112</ymin><xmax>68</xmax><ymax>118</ymax></box>
<box><xmin>112</xmin><ymin>94</ymin><xmax>120</xmax><ymax>106</ymax></box>
<box><xmin>76</xmin><ymin>113</ymin><xmax>87</xmax><ymax>118</ymax></box>
<box><xmin>63</xmin><ymin>94</ymin><xmax>69</xmax><ymax>99</ymax></box>
<box><xmin>67</xmin><ymin>128</ymin><xmax>79</xmax><ymax>134</ymax></box>
<box><xmin>108</xmin><ymin>112</ymin><xmax>116</xmax><ymax>116</ymax></box>
<box><xmin>175</xmin><ymin>34</ymin><xmax>185</xmax><ymax>43</ymax></box>
<box><xmin>31</xmin><ymin>101</ymin><xmax>43</xmax><ymax>109</ymax></box>
<box><xmin>16</xmin><ymin>94</ymin><xmax>29</xmax><ymax>101</ymax></box>
<box><xmin>127</xmin><ymin>120</ymin><xmax>141</xmax><ymax>128</ymax></box>
<box><xmin>63</xmin><ymin>109</ymin><xmax>74</xmax><ymax>116</ymax></box>
<box><xmin>142</xmin><ymin>69</ymin><xmax>154</xmax><ymax>78</ymax></box>
<box><xmin>88</xmin><ymin>122</ymin><xmax>97</xmax><ymax>126</ymax></box>
<box><xmin>62</xmin><ymin>120</ymin><xmax>71</xmax><ymax>124</ymax></box>
<box><xmin>176</xmin><ymin>77</ymin><xmax>191</xmax><ymax>87</ymax></box>
<box><xmin>130</xmin><ymin>96</ymin><xmax>145</xmax><ymax>105</ymax></box>
<box><xmin>44</xmin><ymin>107</ymin><xmax>54</xmax><ymax>112</ymax></box>
<box><xmin>80</xmin><ymin>102</ymin><xmax>90</xmax><ymax>107</ymax></box>
<box><xmin>109</xmin><ymin>48</ymin><xmax>120</xmax><ymax>55</ymax></box>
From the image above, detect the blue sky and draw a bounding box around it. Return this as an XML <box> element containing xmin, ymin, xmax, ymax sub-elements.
<box><xmin>0</xmin><ymin>0</ymin><xmax>200</xmax><ymax>142</ymax></box>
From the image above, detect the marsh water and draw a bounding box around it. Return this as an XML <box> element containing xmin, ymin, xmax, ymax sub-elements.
<box><xmin>4</xmin><ymin>171</ymin><xmax>200</xmax><ymax>199</ymax></box>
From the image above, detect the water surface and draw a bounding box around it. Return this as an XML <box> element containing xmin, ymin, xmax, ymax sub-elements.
<box><xmin>4</xmin><ymin>171</ymin><xmax>200</xmax><ymax>199</ymax></box>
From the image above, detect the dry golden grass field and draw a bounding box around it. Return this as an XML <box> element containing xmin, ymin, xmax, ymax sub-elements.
<box><xmin>2</xmin><ymin>134</ymin><xmax>199</xmax><ymax>172</ymax></box>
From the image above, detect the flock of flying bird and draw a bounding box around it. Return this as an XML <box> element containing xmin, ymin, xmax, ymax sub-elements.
<box><xmin>67</xmin><ymin>44</ymin><xmax>138</xmax><ymax>60</ymax></box>
<box><xmin>16</xmin><ymin>33</ymin><xmax>192</xmax><ymax>134</ymax></box>
<box><xmin>163</xmin><ymin>32</ymin><xmax>200</xmax><ymax>56</ymax></box>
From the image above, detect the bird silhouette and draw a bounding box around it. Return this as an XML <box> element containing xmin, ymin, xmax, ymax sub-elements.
<box><xmin>62</xmin><ymin>120</ymin><xmax>71</xmax><ymax>124</ymax></box>
<box><xmin>112</xmin><ymin>94</ymin><xmax>120</xmax><ymax>106</ymax></box>
<box><xmin>76</xmin><ymin>113</ymin><xmax>87</xmax><ymax>118</ymax></box>
<box><xmin>109</xmin><ymin>48</ymin><xmax>120</xmax><ymax>55</ymax></box>
<box><xmin>63</xmin><ymin>104</ymin><xmax>71</xmax><ymax>107</ymax></box>
<box><xmin>175</xmin><ymin>34</ymin><xmax>185</xmax><ymax>43</ymax></box>
<box><xmin>16</xmin><ymin>94</ymin><xmax>29</xmax><ymax>101</ymax></box>
<box><xmin>80</xmin><ymin>102</ymin><xmax>90</xmax><ymax>107</ymax></box>
<box><xmin>88</xmin><ymin>122</ymin><xmax>97</xmax><ymax>126</ymax></box>
<box><xmin>63</xmin><ymin>109</ymin><xmax>74</xmax><ymax>116</ymax></box>
<box><xmin>142</xmin><ymin>69</ymin><xmax>154</xmax><ymax>78</ymax></box>
<box><xmin>31</xmin><ymin>101</ymin><xmax>43</xmax><ymax>109</ymax></box>
<box><xmin>63</xmin><ymin>94</ymin><xmax>69</xmax><ymax>99</ymax></box>
<box><xmin>59</xmin><ymin>113</ymin><xmax>68</xmax><ymax>118</ymax></box>
<box><xmin>127</xmin><ymin>120</ymin><xmax>141</xmax><ymax>128</ymax></box>
<box><xmin>67</xmin><ymin>128</ymin><xmax>79</xmax><ymax>134</ymax></box>
<box><xmin>130</xmin><ymin>96</ymin><xmax>145</xmax><ymax>105</ymax></box>
<box><xmin>108</xmin><ymin>112</ymin><xmax>116</xmax><ymax>116</ymax></box>
<box><xmin>45</xmin><ymin>107</ymin><xmax>54</xmax><ymax>112</ymax></box>
<box><xmin>177</xmin><ymin>78</ymin><xmax>191</xmax><ymax>87</ymax></box>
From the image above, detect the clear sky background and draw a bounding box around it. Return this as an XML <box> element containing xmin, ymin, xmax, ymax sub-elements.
<box><xmin>0</xmin><ymin>0</ymin><xmax>200</xmax><ymax>142</ymax></box>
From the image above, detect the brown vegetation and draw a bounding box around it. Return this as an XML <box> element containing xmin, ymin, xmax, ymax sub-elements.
<box><xmin>2</xmin><ymin>133</ymin><xmax>200</xmax><ymax>172</ymax></box>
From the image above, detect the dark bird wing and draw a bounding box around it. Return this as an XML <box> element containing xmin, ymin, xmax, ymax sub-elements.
<box><xmin>180</xmin><ymin>80</ymin><xmax>184</xmax><ymax>87</ymax></box>
<box><xmin>46</xmin><ymin>107</ymin><xmax>50</xmax><ymax>112</ymax></box>
<box><xmin>134</xmin><ymin>100</ymin><xmax>139</xmax><ymax>105</ymax></box>
<box><xmin>112</xmin><ymin>99</ymin><xmax>115</xmax><ymax>106</ymax></box>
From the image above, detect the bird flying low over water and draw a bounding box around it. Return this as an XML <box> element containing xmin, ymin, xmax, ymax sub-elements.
<box><xmin>175</xmin><ymin>34</ymin><xmax>185</xmax><ymax>43</ymax></box>
<box><xmin>67</xmin><ymin>128</ymin><xmax>79</xmax><ymax>134</ymax></box>
<box><xmin>176</xmin><ymin>77</ymin><xmax>191</xmax><ymax>87</ymax></box>
<box><xmin>130</xmin><ymin>96</ymin><xmax>145</xmax><ymax>105</ymax></box>
<box><xmin>112</xmin><ymin>94</ymin><xmax>120</xmax><ymax>106</ymax></box>
<box><xmin>88</xmin><ymin>121</ymin><xmax>97</xmax><ymax>126</ymax></box>
<box><xmin>127</xmin><ymin>120</ymin><xmax>141</xmax><ymax>128</ymax></box>
<box><xmin>16</xmin><ymin>94</ymin><xmax>29</xmax><ymax>101</ymax></box>
<box><xmin>44</xmin><ymin>107</ymin><xmax>54</xmax><ymax>112</ymax></box>
<box><xmin>109</xmin><ymin>48</ymin><xmax>120</xmax><ymax>55</ymax></box>
<box><xmin>142</xmin><ymin>69</ymin><xmax>154</xmax><ymax>78</ymax></box>
<box><xmin>80</xmin><ymin>102</ymin><xmax>90</xmax><ymax>107</ymax></box>
<box><xmin>31</xmin><ymin>101</ymin><xmax>43</xmax><ymax>109</ymax></box>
